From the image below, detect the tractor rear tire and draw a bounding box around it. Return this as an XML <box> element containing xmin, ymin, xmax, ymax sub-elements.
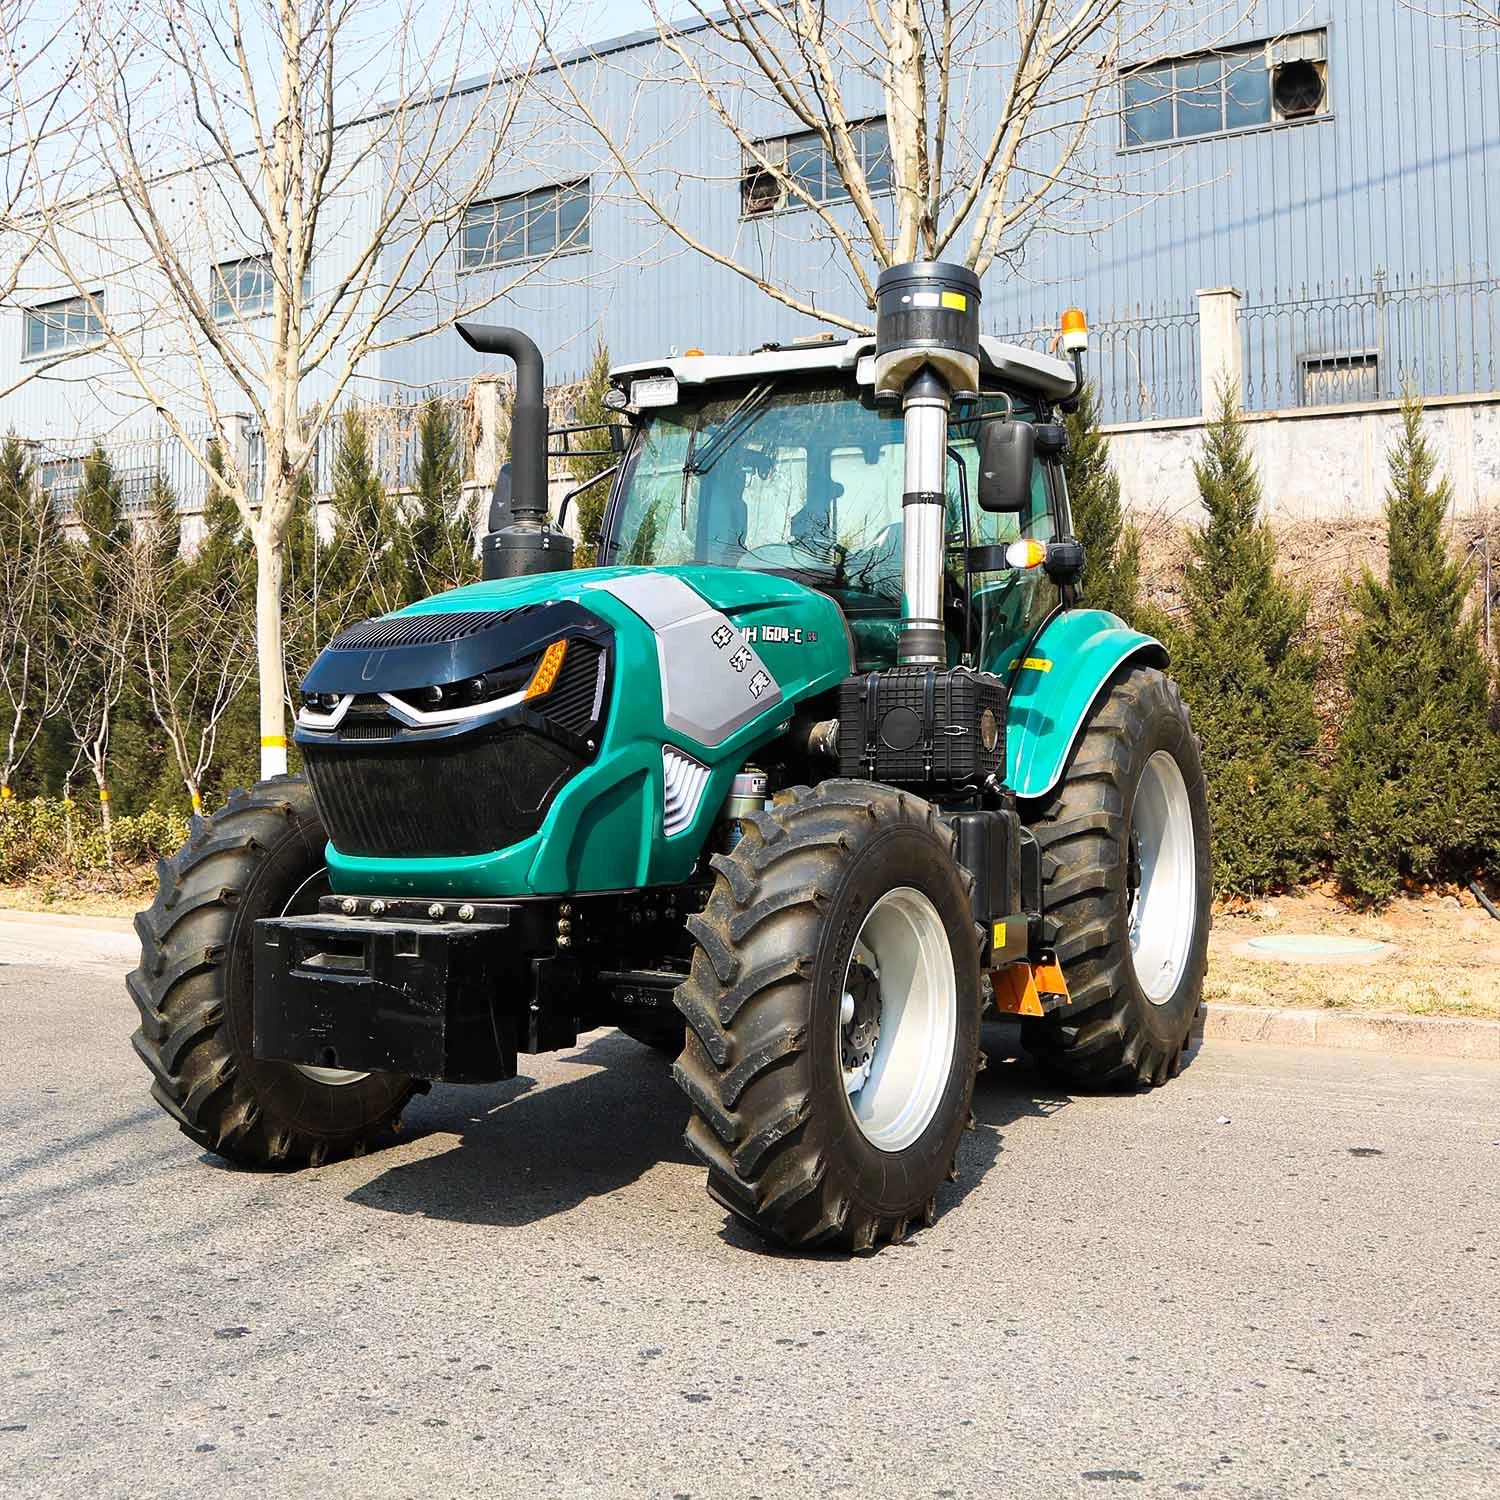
<box><xmin>128</xmin><ymin>775</ymin><xmax>418</xmax><ymax>1167</ymax></box>
<box><xmin>1020</xmin><ymin>665</ymin><xmax>1211</xmax><ymax>1088</ymax></box>
<box><xmin>673</xmin><ymin>780</ymin><xmax>983</xmax><ymax>1251</ymax></box>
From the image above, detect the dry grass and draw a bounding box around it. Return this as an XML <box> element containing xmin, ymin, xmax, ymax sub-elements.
<box><xmin>1209</xmin><ymin>886</ymin><xmax>1500</xmax><ymax>1021</ymax></box>
<box><xmin>0</xmin><ymin>875</ymin><xmax>154</xmax><ymax>920</ymax></box>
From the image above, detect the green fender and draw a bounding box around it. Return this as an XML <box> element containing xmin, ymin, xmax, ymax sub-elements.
<box><xmin>1005</xmin><ymin>609</ymin><xmax>1168</xmax><ymax>800</ymax></box>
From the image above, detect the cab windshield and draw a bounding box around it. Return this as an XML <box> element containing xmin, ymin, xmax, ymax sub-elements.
<box><xmin>602</xmin><ymin>380</ymin><xmax>1057</xmax><ymax>672</ymax></box>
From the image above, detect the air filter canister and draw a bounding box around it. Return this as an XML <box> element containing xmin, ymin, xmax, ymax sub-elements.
<box><xmin>873</xmin><ymin>261</ymin><xmax>982</xmax><ymax>401</ymax></box>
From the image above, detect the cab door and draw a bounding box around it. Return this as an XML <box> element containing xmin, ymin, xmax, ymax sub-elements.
<box><xmin>944</xmin><ymin>406</ymin><xmax>1062</xmax><ymax>675</ymax></box>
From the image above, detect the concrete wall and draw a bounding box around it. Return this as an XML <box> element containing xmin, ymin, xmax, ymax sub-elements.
<box><xmin>1107</xmin><ymin>393</ymin><xmax>1500</xmax><ymax>527</ymax></box>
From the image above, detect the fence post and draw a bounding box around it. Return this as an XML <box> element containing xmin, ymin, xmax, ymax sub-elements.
<box><xmin>470</xmin><ymin>376</ymin><xmax>505</xmax><ymax>488</ymax></box>
<box><xmin>1197</xmin><ymin>287</ymin><xmax>1243</xmax><ymax>415</ymax></box>
<box><xmin>220</xmin><ymin>412</ymin><xmax>252</xmax><ymax>484</ymax></box>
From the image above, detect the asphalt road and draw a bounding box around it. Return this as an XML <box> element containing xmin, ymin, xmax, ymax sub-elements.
<box><xmin>1</xmin><ymin>913</ymin><xmax>1496</xmax><ymax>1500</ymax></box>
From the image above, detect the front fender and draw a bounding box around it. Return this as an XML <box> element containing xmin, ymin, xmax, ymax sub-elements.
<box><xmin>1005</xmin><ymin>609</ymin><xmax>1167</xmax><ymax>800</ymax></box>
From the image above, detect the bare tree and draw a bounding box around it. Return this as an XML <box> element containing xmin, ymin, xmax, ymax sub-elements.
<box><xmin>0</xmin><ymin>0</ymin><xmax>100</xmax><ymax>398</ymax></box>
<box><xmin>1446</xmin><ymin>2</ymin><xmax>1499</xmax><ymax>34</ymax></box>
<box><xmin>60</xmin><ymin>447</ymin><xmax>134</xmax><ymax>857</ymax></box>
<box><xmin>26</xmin><ymin>0</ymin><xmax>568</xmax><ymax>779</ymax></box>
<box><xmin>559</xmin><ymin>1</ymin><xmax>1186</xmax><ymax>328</ymax></box>
<box><xmin>132</xmin><ymin>479</ymin><xmax>256</xmax><ymax>813</ymax></box>
<box><xmin>0</xmin><ymin>437</ymin><xmax>78</xmax><ymax>796</ymax></box>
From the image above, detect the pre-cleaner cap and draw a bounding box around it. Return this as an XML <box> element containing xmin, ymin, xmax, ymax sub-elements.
<box><xmin>873</xmin><ymin>261</ymin><xmax>983</xmax><ymax>401</ymax></box>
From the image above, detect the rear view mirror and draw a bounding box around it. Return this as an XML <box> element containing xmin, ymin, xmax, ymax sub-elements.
<box><xmin>976</xmin><ymin>421</ymin><xmax>1035</xmax><ymax>514</ymax></box>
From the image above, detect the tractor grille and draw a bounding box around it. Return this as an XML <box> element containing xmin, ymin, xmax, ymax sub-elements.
<box><xmin>304</xmin><ymin>730</ymin><xmax>582</xmax><ymax>858</ymax></box>
<box><xmin>328</xmin><ymin>611</ymin><xmax>513</xmax><ymax>651</ymax></box>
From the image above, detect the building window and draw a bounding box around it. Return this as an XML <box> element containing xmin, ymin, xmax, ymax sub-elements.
<box><xmin>460</xmin><ymin>181</ymin><xmax>591</xmax><ymax>271</ymax></box>
<box><xmin>1122</xmin><ymin>31</ymin><xmax>1328</xmax><ymax>148</ymax></box>
<box><xmin>742</xmin><ymin>119</ymin><xmax>891</xmax><ymax>217</ymax></box>
<box><xmin>23</xmin><ymin>295</ymin><xmax>104</xmax><ymax>358</ymax></box>
<box><xmin>1301</xmin><ymin>351</ymin><xmax>1379</xmax><ymax>407</ymax></box>
<box><xmin>211</xmin><ymin>257</ymin><xmax>312</xmax><ymax>321</ymax></box>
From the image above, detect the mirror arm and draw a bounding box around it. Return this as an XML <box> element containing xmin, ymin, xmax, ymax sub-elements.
<box><xmin>952</xmin><ymin>394</ymin><xmax>1014</xmax><ymax>428</ymax></box>
<box><xmin>1059</xmin><ymin>350</ymin><xmax>1086</xmax><ymax>413</ymax></box>
<box><xmin>556</xmin><ymin>463</ymin><xmax>620</xmax><ymax>530</ymax></box>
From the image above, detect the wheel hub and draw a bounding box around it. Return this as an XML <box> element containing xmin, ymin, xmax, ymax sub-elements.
<box><xmin>1128</xmin><ymin>750</ymin><xmax>1197</xmax><ymax>1004</ymax></box>
<box><xmin>837</xmin><ymin>887</ymin><xmax>959</xmax><ymax>1154</ymax></box>
<box><xmin>840</xmin><ymin>955</ymin><xmax>882</xmax><ymax>1095</ymax></box>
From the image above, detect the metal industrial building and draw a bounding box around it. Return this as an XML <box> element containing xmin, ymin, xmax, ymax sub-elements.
<box><xmin>2</xmin><ymin>1</ymin><xmax>1497</xmax><ymax>477</ymax></box>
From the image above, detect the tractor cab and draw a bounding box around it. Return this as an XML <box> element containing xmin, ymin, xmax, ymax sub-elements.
<box><xmin>601</xmin><ymin>336</ymin><xmax>1075</xmax><ymax>676</ymax></box>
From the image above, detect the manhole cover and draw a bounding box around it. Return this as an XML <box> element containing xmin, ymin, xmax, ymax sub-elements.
<box><xmin>1239</xmin><ymin>933</ymin><xmax>1395</xmax><ymax>965</ymax></box>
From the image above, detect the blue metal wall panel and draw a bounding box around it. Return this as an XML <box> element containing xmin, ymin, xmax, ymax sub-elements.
<box><xmin>367</xmin><ymin>3</ymin><xmax>1500</xmax><ymax>411</ymax></box>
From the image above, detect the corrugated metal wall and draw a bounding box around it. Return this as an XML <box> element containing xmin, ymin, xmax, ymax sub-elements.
<box><xmin>379</xmin><ymin>3</ymin><xmax>1500</xmax><ymax>399</ymax></box>
<box><xmin>3</xmin><ymin>3</ymin><xmax>1495</xmax><ymax>434</ymax></box>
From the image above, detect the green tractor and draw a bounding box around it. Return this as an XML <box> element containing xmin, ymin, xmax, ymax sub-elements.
<box><xmin>129</xmin><ymin>262</ymin><xmax>1210</xmax><ymax>1252</ymax></box>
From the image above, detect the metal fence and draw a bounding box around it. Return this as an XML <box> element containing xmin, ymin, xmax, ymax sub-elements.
<box><xmin>1001</xmin><ymin>306</ymin><xmax>1201</xmax><ymax>425</ymax></box>
<box><xmin>1003</xmin><ymin>271</ymin><xmax>1498</xmax><ymax>423</ymax></box>
<box><xmin>244</xmin><ymin>390</ymin><xmax>474</xmax><ymax>506</ymax></box>
<box><xmin>1241</xmin><ymin>272</ymin><xmax>1500</xmax><ymax>412</ymax></box>
<box><xmin>32</xmin><ymin>274</ymin><xmax>1500</xmax><ymax>516</ymax></box>
<box><xmin>36</xmin><ymin>421</ymin><xmax>224</xmax><ymax>519</ymax></box>
<box><xmin>37</xmin><ymin>391</ymin><xmax>475</xmax><ymax>523</ymax></box>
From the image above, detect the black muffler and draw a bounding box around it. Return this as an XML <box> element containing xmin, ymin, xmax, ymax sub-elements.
<box><xmin>457</xmin><ymin>321</ymin><xmax>575</xmax><ymax>579</ymax></box>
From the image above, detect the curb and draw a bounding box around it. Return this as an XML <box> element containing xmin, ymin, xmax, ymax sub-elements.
<box><xmin>0</xmin><ymin>906</ymin><xmax>135</xmax><ymax>934</ymax></box>
<box><xmin>1205</xmin><ymin>1002</ymin><xmax>1500</xmax><ymax>1062</ymax></box>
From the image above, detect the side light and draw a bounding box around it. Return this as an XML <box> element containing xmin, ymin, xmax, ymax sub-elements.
<box><xmin>1060</xmin><ymin>307</ymin><xmax>1089</xmax><ymax>354</ymax></box>
<box><xmin>683</xmin><ymin>348</ymin><xmax>705</xmax><ymax>357</ymax></box>
<box><xmin>525</xmin><ymin>639</ymin><xmax>569</xmax><ymax>700</ymax></box>
<box><xmin>1005</xmin><ymin>538</ymin><xmax>1049</xmax><ymax>570</ymax></box>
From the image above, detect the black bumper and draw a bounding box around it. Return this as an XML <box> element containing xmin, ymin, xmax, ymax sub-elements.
<box><xmin>253</xmin><ymin>909</ymin><xmax>560</xmax><ymax>1083</ymax></box>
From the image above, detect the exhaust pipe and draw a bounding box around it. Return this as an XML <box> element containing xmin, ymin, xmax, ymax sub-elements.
<box><xmin>457</xmin><ymin>321</ymin><xmax>574</xmax><ymax>579</ymax></box>
<box><xmin>872</xmin><ymin>263</ymin><xmax>982</xmax><ymax>666</ymax></box>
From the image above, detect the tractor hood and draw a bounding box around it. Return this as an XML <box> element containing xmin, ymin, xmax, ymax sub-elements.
<box><xmin>295</xmin><ymin>566</ymin><xmax>852</xmax><ymax>899</ymax></box>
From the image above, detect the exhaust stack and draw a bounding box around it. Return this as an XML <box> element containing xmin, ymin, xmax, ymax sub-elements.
<box><xmin>457</xmin><ymin>321</ymin><xmax>575</xmax><ymax>580</ymax></box>
<box><xmin>872</xmin><ymin>263</ymin><xmax>982</xmax><ymax>667</ymax></box>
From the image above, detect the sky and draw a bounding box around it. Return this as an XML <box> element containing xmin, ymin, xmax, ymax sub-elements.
<box><xmin>0</xmin><ymin>0</ymin><xmax>689</xmax><ymax>214</ymax></box>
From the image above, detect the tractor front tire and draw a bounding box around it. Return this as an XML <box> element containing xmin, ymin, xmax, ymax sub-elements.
<box><xmin>1021</xmin><ymin>665</ymin><xmax>1211</xmax><ymax>1088</ymax></box>
<box><xmin>128</xmin><ymin>775</ymin><xmax>418</xmax><ymax>1167</ymax></box>
<box><xmin>673</xmin><ymin>781</ymin><xmax>983</xmax><ymax>1251</ymax></box>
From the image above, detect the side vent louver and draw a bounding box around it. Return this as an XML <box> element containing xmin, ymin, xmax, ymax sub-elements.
<box><xmin>662</xmin><ymin>746</ymin><xmax>712</xmax><ymax>838</ymax></box>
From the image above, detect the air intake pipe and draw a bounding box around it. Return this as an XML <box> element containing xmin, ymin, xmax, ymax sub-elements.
<box><xmin>457</xmin><ymin>321</ymin><xmax>574</xmax><ymax>579</ymax></box>
<box><xmin>872</xmin><ymin>262</ymin><xmax>982</xmax><ymax>666</ymax></box>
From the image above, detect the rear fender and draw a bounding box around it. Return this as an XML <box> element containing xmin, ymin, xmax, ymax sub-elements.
<box><xmin>1005</xmin><ymin>609</ymin><xmax>1167</xmax><ymax>801</ymax></box>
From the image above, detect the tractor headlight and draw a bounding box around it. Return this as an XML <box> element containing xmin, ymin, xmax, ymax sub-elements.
<box><xmin>382</xmin><ymin>641</ymin><xmax>568</xmax><ymax>727</ymax></box>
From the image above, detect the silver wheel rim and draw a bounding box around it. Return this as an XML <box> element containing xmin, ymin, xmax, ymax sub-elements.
<box><xmin>839</xmin><ymin>887</ymin><xmax>958</xmax><ymax>1154</ymax></box>
<box><xmin>281</xmin><ymin>867</ymin><xmax>370</xmax><ymax>1087</ymax></box>
<box><xmin>1128</xmin><ymin>750</ymin><xmax>1197</xmax><ymax>1005</ymax></box>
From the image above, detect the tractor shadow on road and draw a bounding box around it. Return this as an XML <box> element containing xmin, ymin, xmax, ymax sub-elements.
<box><xmin>345</xmin><ymin>1025</ymin><xmax>1075</xmax><ymax>1243</ymax></box>
<box><xmin>345</xmin><ymin>1029</ymin><xmax>693</xmax><ymax>1229</ymax></box>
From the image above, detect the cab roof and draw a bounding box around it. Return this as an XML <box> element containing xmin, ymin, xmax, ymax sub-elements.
<box><xmin>610</xmin><ymin>333</ymin><xmax>1078</xmax><ymax>403</ymax></box>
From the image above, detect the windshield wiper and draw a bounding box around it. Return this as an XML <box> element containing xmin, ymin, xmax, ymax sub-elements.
<box><xmin>688</xmin><ymin>381</ymin><xmax>775</xmax><ymax>477</ymax></box>
<box><xmin>679</xmin><ymin>417</ymin><xmax>701</xmax><ymax>528</ymax></box>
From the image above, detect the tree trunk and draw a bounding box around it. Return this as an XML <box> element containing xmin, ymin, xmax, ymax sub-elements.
<box><xmin>94</xmin><ymin>767</ymin><xmax>113</xmax><ymax>865</ymax></box>
<box><xmin>253</xmin><ymin>521</ymin><xmax>288</xmax><ymax>780</ymax></box>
